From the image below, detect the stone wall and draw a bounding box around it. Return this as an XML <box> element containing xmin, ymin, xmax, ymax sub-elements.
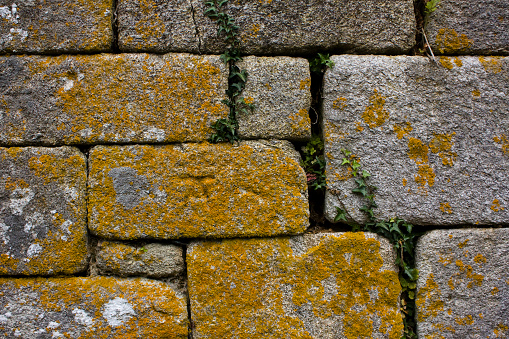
<box><xmin>0</xmin><ymin>0</ymin><xmax>508</xmax><ymax>338</ymax></box>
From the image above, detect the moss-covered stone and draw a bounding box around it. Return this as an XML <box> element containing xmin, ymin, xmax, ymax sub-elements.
<box><xmin>88</xmin><ymin>140</ymin><xmax>309</xmax><ymax>240</ymax></box>
<box><xmin>0</xmin><ymin>147</ymin><xmax>87</xmax><ymax>275</ymax></box>
<box><xmin>236</xmin><ymin>56</ymin><xmax>311</xmax><ymax>141</ymax></box>
<box><xmin>0</xmin><ymin>54</ymin><xmax>228</xmax><ymax>146</ymax></box>
<box><xmin>0</xmin><ymin>276</ymin><xmax>188</xmax><ymax>338</ymax></box>
<box><xmin>0</xmin><ymin>0</ymin><xmax>113</xmax><ymax>53</ymax></box>
<box><xmin>187</xmin><ymin>232</ymin><xmax>403</xmax><ymax>339</ymax></box>
<box><xmin>416</xmin><ymin>229</ymin><xmax>509</xmax><ymax>338</ymax></box>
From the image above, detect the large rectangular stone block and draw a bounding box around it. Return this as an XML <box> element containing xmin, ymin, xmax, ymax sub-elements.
<box><xmin>187</xmin><ymin>233</ymin><xmax>403</xmax><ymax>339</ymax></box>
<box><xmin>88</xmin><ymin>141</ymin><xmax>309</xmax><ymax>239</ymax></box>
<box><xmin>0</xmin><ymin>54</ymin><xmax>227</xmax><ymax>146</ymax></box>
<box><xmin>323</xmin><ymin>55</ymin><xmax>509</xmax><ymax>226</ymax></box>
<box><xmin>0</xmin><ymin>147</ymin><xmax>87</xmax><ymax>275</ymax></box>
<box><xmin>425</xmin><ymin>0</ymin><xmax>509</xmax><ymax>55</ymax></box>
<box><xmin>117</xmin><ymin>0</ymin><xmax>199</xmax><ymax>53</ymax></box>
<box><xmin>0</xmin><ymin>0</ymin><xmax>113</xmax><ymax>53</ymax></box>
<box><xmin>0</xmin><ymin>276</ymin><xmax>188</xmax><ymax>338</ymax></box>
<box><xmin>416</xmin><ymin>228</ymin><xmax>509</xmax><ymax>338</ymax></box>
<box><xmin>120</xmin><ymin>0</ymin><xmax>415</xmax><ymax>54</ymax></box>
<box><xmin>237</xmin><ymin>56</ymin><xmax>311</xmax><ymax>141</ymax></box>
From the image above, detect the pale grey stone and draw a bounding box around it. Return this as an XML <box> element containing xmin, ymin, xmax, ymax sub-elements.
<box><xmin>191</xmin><ymin>0</ymin><xmax>416</xmax><ymax>55</ymax></box>
<box><xmin>0</xmin><ymin>147</ymin><xmax>87</xmax><ymax>275</ymax></box>
<box><xmin>0</xmin><ymin>0</ymin><xmax>113</xmax><ymax>53</ymax></box>
<box><xmin>117</xmin><ymin>0</ymin><xmax>199</xmax><ymax>53</ymax></box>
<box><xmin>323</xmin><ymin>55</ymin><xmax>509</xmax><ymax>226</ymax></box>
<box><xmin>88</xmin><ymin>140</ymin><xmax>309</xmax><ymax>240</ymax></box>
<box><xmin>96</xmin><ymin>241</ymin><xmax>185</xmax><ymax>278</ymax></box>
<box><xmin>0</xmin><ymin>276</ymin><xmax>188</xmax><ymax>338</ymax></box>
<box><xmin>425</xmin><ymin>0</ymin><xmax>509</xmax><ymax>55</ymax></box>
<box><xmin>0</xmin><ymin>54</ymin><xmax>228</xmax><ymax>146</ymax></box>
<box><xmin>237</xmin><ymin>56</ymin><xmax>311</xmax><ymax>141</ymax></box>
<box><xmin>415</xmin><ymin>228</ymin><xmax>509</xmax><ymax>338</ymax></box>
<box><xmin>187</xmin><ymin>232</ymin><xmax>402</xmax><ymax>338</ymax></box>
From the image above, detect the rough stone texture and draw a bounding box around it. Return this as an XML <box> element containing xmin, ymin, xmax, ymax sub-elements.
<box><xmin>0</xmin><ymin>54</ymin><xmax>227</xmax><ymax>146</ymax></box>
<box><xmin>0</xmin><ymin>0</ymin><xmax>113</xmax><ymax>54</ymax></box>
<box><xmin>0</xmin><ymin>147</ymin><xmax>87</xmax><ymax>275</ymax></box>
<box><xmin>236</xmin><ymin>56</ymin><xmax>311</xmax><ymax>141</ymax></box>
<box><xmin>425</xmin><ymin>0</ymin><xmax>509</xmax><ymax>55</ymax></box>
<box><xmin>96</xmin><ymin>241</ymin><xmax>185</xmax><ymax>278</ymax></box>
<box><xmin>191</xmin><ymin>0</ymin><xmax>416</xmax><ymax>55</ymax></box>
<box><xmin>0</xmin><ymin>276</ymin><xmax>188</xmax><ymax>338</ymax></box>
<box><xmin>88</xmin><ymin>140</ymin><xmax>308</xmax><ymax>240</ymax></box>
<box><xmin>117</xmin><ymin>0</ymin><xmax>199</xmax><ymax>53</ymax></box>
<box><xmin>416</xmin><ymin>228</ymin><xmax>509</xmax><ymax>338</ymax></box>
<box><xmin>323</xmin><ymin>55</ymin><xmax>509</xmax><ymax>226</ymax></box>
<box><xmin>187</xmin><ymin>232</ymin><xmax>403</xmax><ymax>339</ymax></box>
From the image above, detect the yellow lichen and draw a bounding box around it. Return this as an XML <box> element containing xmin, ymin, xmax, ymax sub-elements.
<box><xmin>429</xmin><ymin>132</ymin><xmax>457</xmax><ymax>166</ymax></box>
<box><xmin>479</xmin><ymin>56</ymin><xmax>503</xmax><ymax>74</ymax></box>
<box><xmin>355</xmin><ymin>121</ymin><xmax>364</xmax><ymax>132</ymax></box>
<box><xmin>472</xmin><ymin>89</ymin><xmax>480</xmax><ymax>98</ymax></box>
<box><xmin>415</xmin><ymin>164</ymin><xmax>435</xmax><ymax>190</ymax></box>
<box><xmin>416</xmin><ymin>274</ymin><xmax>444</xmax><ymax>321</ymax></box>
<box><xmin>435</xmin><ymin>28</ymin><xmax>473</xmax><ymax>54</ymax></box>
<box><xmin>332</xmin><ymin>97</ymin><xmax>347</xmax><ymax>110</ymax></box>
<box><xmin>362</xmin><ymin>89</ymin><xmax>389</xmax><ymax>128</ymax></box>
<box><xmin>439</xmin><ymin>56</ymin><xmax>454</xmax><ymax>70</ymax></box>
<box><xmin>393</xmin><ymin>122</ymin><xmax>412</xmax><ymax>139</ymax></box>
<box><xmin>493</xmin><ymin>134</ymin><xmax>509</xmax><ymax>155</ymax></box>
<box><xmin>494</xmin><ymin>324</ymin><xmax>509</xmax><ymax>338</ymax></box>
<box><xmin>453</xmin><ymin>57</ymin><xmax>463</xmax><ymax>67</ymax></box>
<box><xmin>491</xmin><ymin>199</ymin><xmax>504</xmax><ymax>212</ymax></box>
<box><xmin>440</xmin><ymin>202</ymin><xmax>452</xmax><ymax>214</ymax></box>
<box><xmin>455</xmin><ymin>315</ymin><xmax>474</xmax><ymax>326</ymax></box>
<box><xmin>408</xmin><ymin>138</ymin><xmax>429</xmax><ymax>164</ymax></box>
<box><xmin>491</xmin><ymin>287</ymin><xmax>499</xmax><ymax>295</ymax></box>
<box><xmin>473</xmin><ymin>254</ymin><xmax>486</xmax><ymax>265</ymax></box>
<box><xmin>402</xmin><ymin>178</ymin><xmax>407</xmax><ymax>186</ymax></box>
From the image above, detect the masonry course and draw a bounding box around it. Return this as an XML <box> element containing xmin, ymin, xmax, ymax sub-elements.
<box><xmin>187</xmin><ymin>232</ymin><xmax>403</xmax><ymax>339</ymax></box>
<box><xmin>323</xmin><ymin>55</ymin><xmax>509</xmax><ymax>226</ymax></box>
<box><xmin>0</xmin><ymin>276</ymin><xmax>188</xmax><ymax>338</ymax></box>
<box><xmin>0</xmin><ymin>0</ymin><xmax>113</xmax><ymax>54</ymax></box>
<box><xmin>425</xmin><ymin>0</ymin><xmax>509</xmax><ymax>55</ymax></box>
<box><xmin>0</xmin><ymin>146</ymin><xmax>87</xmax><ymax>275</ymax></box>
<box><xmin>88</xmin><ymin>141</ymin><xmax>309</xmax><ymax>240</ymax></box>
<box><xmin>415</xmin><ymin>228</ymin><xmax>509</xmax><ymax>338</ymax></box>
<box><xmin>0</xmin><ymin>53</ymin><xmax>228</xmax><ymax>146</ymax></box>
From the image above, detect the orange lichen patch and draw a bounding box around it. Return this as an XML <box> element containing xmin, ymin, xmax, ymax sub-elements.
<box><xmin>472</xmin><ymin>89</ymin><xmax>480</xmax><ymax>98</ymax></box>
<box><xmin>393</xmin><ymin>122</ymin><xmax>412</xmax><ymax>139</ymax></box>
<box><xmin>491</xmin><ymin>199</ymin><xmax>504</xmax><ymax>212</ymax></box>
<box><xmin>244</xmin><ymin>96</ymin><xmax>255</xmax><ymax>105</ymax></box>
<box><xmin>479</xmin><ymin>56</ymin><xmax>503</xmax><ymax>74</ymax></box>
<box><xmin>332</xmin><ymin>97</ymin><xmax>347</xmax><ymax>110</ymax></box>
<box><xmin>448</xmin><ymin>277</ymin><xmax>455</xmax><ymax>290</ymax></box>
<box><xmin>440</xmin><ymin>202</ymin><xmax>452</xmax><ymax>214</ymax></box>
<box><xmin>289</xmin><ymin>108</ymin><xmax>311</xmax><ymax>135</ymax></box>
<box><xmin>333</xmin><ymin>166</ymin><xmax>353</xmax><ymax>181</ymax></box>
<box><xmin>299</xmin><ymin>78</ymin><xmax>311</xmax><ymax>90</ymax></box>
<box><xmin>493</xmin><ymin>134</ymin><xmax>509</xmax><ymax>155</ymax></box>
<box><xmin>355</xmin><ymin>121</ymin><xmax>364</xmax><ymax>132</ymax></box>
<box><xmin>494</xmin><ymin>324</ymin><xmax>509</xmax><ymax>337</ymax></box>
<box><xmin>429</xmin><ymin>132</ymin><xmax>457</xmax><ymax>166</ymax></box>
<box><xmin>491</xmin><ymin>287</ymin><xmax>499</xmax><ymax>295</ymax></box>
<box><xmin>435</xmin><ymin>28</ymin><xmax>473</xmax><ymax>54</ymax></box>
<box><xmin>439</xmin><ymin>56</ymin><xmax>454</xmax><ymax>70</ymax></box>
<box><xmin>89</xmin><ymin>143</ymin><xmax>308</xmax><ymax>239</ymax></box>
<box><xmin>458</xmin><ymin>239</ymin><xmax>469</xmax><ymax>249</ymax></box>
<box><xmin>473</xmin><ymin>254</ymin><xmax>486</xmax><ymax>265</ymax></box>
<box><xmin>28</xmin><ymin>153</ymin><xmax>85</xmax><ymax>185</ymax></box>
<box><xmin>323</xmin><ymin>120</ymin><xmax>348</xmax><ymax>143</ymax></box>
<box><xmin>416</xmin><ymin>274</ymin><xmax>444</xmax><ymax>321</ymax></box>
<box><xmin>455</xmin><ymin>260</ymin><xmax>484</xmax><ymax>288</ymax></box>
<box><xmin>402</xmin><ymin>178</ymin><xmax>407</xmax><ymax>186</ymax></box>
<box><xmin>408</xmin><ymin>138</ymin><xmax>429</xmax><ymax>164</ymax></box>
<box><xmin>453</xmin><ymin>57</ymin><xmax>463</xmax><ymax>67</ymax></box>
<box><xmin>4</xmin><ymin>177</ymin><xmax>29</xmax><ymax>190</ymax></box>
<box><xmin>415</xmin><ymin>164</ymin><xmax>435</xmax><ymax>190</ymax></box>
<box><xmin>0</xmin><ymin>277</ymin><xmax>188</xmax><ymax>338</ymax></box>
<box><xmin>455</xmin><ymin>315</ymin><xmax>474</xmax><ymax>326</ymax></box>
<box><xmin>362</xmin><ymin>89</ymin><xmax>389</xmax><ymax>128</ymax></box>
<box><xmin>188</xmin><ymin>233</ymin><xmax>403</xmax><ymax>339</ymax></box>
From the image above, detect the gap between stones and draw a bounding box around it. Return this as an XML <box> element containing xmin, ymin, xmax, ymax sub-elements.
<box><xmin>112</xmin><ymin>0</ymin><xmax>120</xmax><ymax>53</ymax></box>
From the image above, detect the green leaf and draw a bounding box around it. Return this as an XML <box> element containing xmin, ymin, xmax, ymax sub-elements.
<box><xmin>352</xmin><ymin>186</ymin><xmax>368</xmax><ymax>196</ymax></box>
<box><xmin>408</xmin><ymin>290</ymin><xmax>415</xmax><ymax>300</ymax></box>
<box><xmin>341</xmin><ymin>158</ymin><xmax>350</xmax><ymax>166</ymax></box>
<box><xmin>362</xmin><ymin>170</ymin><xmax>371</xmax><ymax>178</ymax></box>
<box><xmin>334</xmin><ymin>207</ymin><xmax>347</xmax><ymax>222</ymax></box>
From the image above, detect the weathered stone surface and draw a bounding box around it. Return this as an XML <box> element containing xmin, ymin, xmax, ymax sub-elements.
<box><xmin>0</xmin><ymin>147</ymin><xmax>87</xmax><ymax>275</ymax></box>
<box><xmin>118</xmin><ymin>0</ymin><xmax>199</xmax><ymax>53</ymax></box>
<box><xmin>416</xmin><ymin>228</ymin><xmax>509</xmax><ymax>338</ymax></box>
<box><xmin>425</xmin><ymin>0</ymin><xmax>509</xmax><ymax>55</ymax></box>
<box><xmin>0</xmin><ymin>276</ymin><xmax>188</xmax><ymax>338</ymax></box>
<box><xmin>187</xmin><ymin>232</ymin><xmax>403</xmax><ymax>339</ymax></box>
<box><xmin>323</xmin><ymin>55</ymin><xmax>509</xmax><ymax>226</ymax></box>
<box><xmin>0</xmin><ymin>54</ymin><xmax>227</xmax><ymax>146</ymax></box>
<box><xmin>192</xmin><ymin>0</ymin><xmax>416</xmax><ymax>55</ymax></box>
<box><xmin>96</xmin><ymin>241</ymin><xmax>185</xmax><ymax>278</ymax></box>
<box><xmin>0</xmin><ymin>0</ymin><xmax>113</xmax><ymax>53</ymax></box>
<box><xmin>88</xmin><ymin>140</ymin><xmax>308</xmax><ymax>239</ymax></box>
<box><xmin>236</xmin><ymin>56</ymin><xmax>311</xmax><ymax>141</ymax></box>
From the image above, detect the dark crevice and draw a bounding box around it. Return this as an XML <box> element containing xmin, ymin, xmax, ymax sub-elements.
<box><xmin>188</xmin><ymin>0</ymin><xmax>202</xmax><ymax>54</ymax></box>
<box><xmin>182</xmin><ymin>244</ymin><xmax>194</xmax><ymax>339</ymax></box>
<box><xmin>413</xmin><ymin>0</ymin><xmax>426</xmax><ymax>55</ymax></box>
<box><xmin>112</xmin><ymin>0</ymin><xmax>120</xmax><ymax>53</ymax></box>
